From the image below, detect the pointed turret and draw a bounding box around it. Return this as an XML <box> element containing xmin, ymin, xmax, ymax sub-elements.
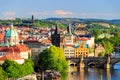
<box><xmin>54</xmin><ymin>24</ymin><xmax>59</xmax><ymax>34</ymax></box>
<box><xmin>10</xmin><ymin>22</ymin><xmax>14</xmax><ymax>29</ymax></box>
<box><xmin>32</xmin><ymin>15</ymin><xmax>34</xmax><ymax>23</ymax></box>
<box><xmin>67</xmin><ymin>24</ymin><xmax>72</xmax><ymax>35</ymax></box>
<box><xmin>64</xmin><ymin>24</ymin><xmax>73</xmax><ymax>44</ymax></box>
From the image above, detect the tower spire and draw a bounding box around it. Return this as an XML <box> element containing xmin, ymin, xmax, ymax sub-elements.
<box><xmin>10</xmin><ymin>22</ymin><xmax>14</xmax><ymax>29</ymax></box>
<box><xmin>67</xmin><ymin>24</ymin><xmax>72</xmax><ymax>35</ymax></box>
<box><xmin>32</xmin><ymin>15</ymin><xmax>34</xmax><ymax>23</ymax></box>
<box><xmin>54</xmin><ymin>24</ymin><xmax>59</xmax><ymax>34</ymax></box>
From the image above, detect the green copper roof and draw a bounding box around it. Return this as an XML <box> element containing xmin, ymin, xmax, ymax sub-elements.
<box><xmin>5</xmin><ymin>28</ymin><xmax>18</xmax><ymax>37</ymax></box>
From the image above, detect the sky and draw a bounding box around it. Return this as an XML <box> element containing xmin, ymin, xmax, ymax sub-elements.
<box><xmin>0</xmin><ymin>0</ymin><xmax>120</xmax><ymax>20</ymax></box>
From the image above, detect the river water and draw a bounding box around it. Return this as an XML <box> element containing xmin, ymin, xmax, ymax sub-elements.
<box><xmin>66</xmin><ymin>63</ymin><xmax>120</xmax><ymax>80</ymax></box>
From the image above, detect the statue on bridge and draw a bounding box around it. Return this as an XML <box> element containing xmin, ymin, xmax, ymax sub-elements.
<box><xmin>104</xmin><ymin>55</ymin><xmax>111</xmax><ymax>68</ymax></box>
<box><xmin>79</xmin><ymin>55</ymin><xmax>85</xmax><ymax>69</ymax></box>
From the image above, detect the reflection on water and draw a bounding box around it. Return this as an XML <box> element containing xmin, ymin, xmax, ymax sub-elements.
<box><xmin>65</xmin><ymin>64</ymin><xmax>120</xmax><ymax>80</ymax></box>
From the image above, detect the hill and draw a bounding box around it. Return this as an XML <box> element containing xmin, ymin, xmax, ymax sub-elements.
<box><xmin>45</xmin><ymin>18</ymin><xmax>120</xmax><ymax>26</ymax></box>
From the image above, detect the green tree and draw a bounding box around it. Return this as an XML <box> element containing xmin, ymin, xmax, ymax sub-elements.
<box><xmin>34</xmin><ymin>21</ymin><xmax>41</xmax><ymax>27</ymax></box>
<box><xmin>98</xmin><ymin>52</ymin><xmax>105</xmax><ymax>57</ymax></box>
<box><xmin>38</xmin><ymin>46</ymin><xmax>68</xmax><ymax>80</ymax></box>
<box><xmin>0</xmin><ymin>67</ymin><xmax>7</xmax><ymax>80</ymax></box>
<box><xmin>88</xmin><ymin>48</ymin><xmax>94</xmax><ymax>53</ymax></box>
<box><xmin>102</xmin><ymin>41</ymin><xmax>113</xmax><ymax>56</ymax></box>
<box><xmin>38</xmin><ymin>46</ymin><xmax>68</xmax><ymax>71</ymax></box>
<box><xmin>2</xmin><ymin>59</ymin><xmax>34</xmax><ymax>78</ymax></box>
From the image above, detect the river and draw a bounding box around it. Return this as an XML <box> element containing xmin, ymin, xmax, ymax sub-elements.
<box><xmin>66</xmin><ymin>63</ymin><xmax>120</xmax><ymax>80</ymax></box>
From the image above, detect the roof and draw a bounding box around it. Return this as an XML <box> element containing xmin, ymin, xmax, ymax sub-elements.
<box><xmin>5</xmin><ymin>23</ymin><xmax>18</xmax><ymax>37</ymax></box>
<box><xmin>0</xmin><ymin>33</ymin><xmax>4</xmax><ymax>41</ymax></box>
<box><xmin>5</xmin><ymin>28</ymin><xmax>18</xmax><ymax>37</ymax></box>
<box><xmin>0</xmin><ymin>44</ymin><xmax>30</xmax><ymax>52</ymax></box>
<box><xmin>0</xmin><ymin>53</ymin><xmax>22</xmax><ymax>61</ymax></box>
<box><xmin>74</xmin><ymin>37</ymin><xmax>89</xmax><ymax>41</ymax></box>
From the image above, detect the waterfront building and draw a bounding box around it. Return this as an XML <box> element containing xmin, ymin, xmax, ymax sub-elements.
<box><xmin>94</xmin><ymin>44</ymin><xmax>105</xmax><ymax>57</ymax></box>
<box><xmin>75</xmin><ymin>44</ymin><xmax>88</xmax><ymax>57</ymax></box>
<box><xmin>64</xmin><ymin>45</ymin><xmax>75</xmax><ymax>58</ymax></box>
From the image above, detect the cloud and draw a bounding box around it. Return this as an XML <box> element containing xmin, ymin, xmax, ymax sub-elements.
<box><xmin>29</xmin><ymin>10</ymin><xmax>73</xmax><ymax>18</ymax></box>
<box><xmin>2</xmin><ymin>11</ymin><xmax>16</xmax><ymax>17</ymax></box>
<box><xmin>55</xmin><ymin>10</ymin><xmax>73</xmax><ymax>15</ymax></box>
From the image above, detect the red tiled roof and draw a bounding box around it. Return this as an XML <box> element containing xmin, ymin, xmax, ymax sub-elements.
<box><xmin>15</xmin><ymin>44</ymin><xmax>30</xmax><ymax>52</ymax></box>
<box><xmin>0</xmin><ymin>33</ymin><xmax>4</xmax><ymax>41</ymax></box>
<box><xmin>0</xmin><ymin>44</ymin><xmax>30</xmax><ymax>52</ymax></box>
<box><xmin>74</xmin><ymin>37</ymin><xmax>89</xmax><ymax>41</ymax></box>
<box><xmin>40</xmin><ymin>38</ymin><xmax>51</xmax><ymax>43</ymax></box>
<box><xmin>0</xmin><ymin>53</ymin><xmax>22</xmax><ymax>61</ymax></box>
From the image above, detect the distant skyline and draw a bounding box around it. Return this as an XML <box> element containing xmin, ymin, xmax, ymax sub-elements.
<box><xmin>0</xmin><ymin>0</ymin><xmax>120</xmax><ymax>20</ymax></box>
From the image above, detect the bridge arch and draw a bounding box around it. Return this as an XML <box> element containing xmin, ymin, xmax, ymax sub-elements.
<box><xmin>84</xmin><ymin>59</ymin><xmax>105</xmax><ymax>68</ymax></box>
<box><xmin>88</xmin><ymin>62</ymin><xmax>96</xmax><ymax>67</ymax></box>
<box><xmin>111</xmin><ymin>60</ymin><xmax>120</xmax><ymax>68</ymax></box>
<box><xmin>67</xmin><ymin>60</ymin><xmax>77</xmax><ymax>66</ymax></box>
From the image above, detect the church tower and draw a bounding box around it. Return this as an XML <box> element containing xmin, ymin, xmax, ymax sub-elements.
<box><xmin>51</xmin><ymin>25</ymin><xmax>60</xmax><ymax>47</ymax></box>
<box><xmin>64</xmin><ymin>24</ymin><xmax>73</xmax><ymax>45</ymax></box>
<box><xmin>31</xmin><ymin>15</ymin><xmax>34</xmax><ymax>26</ymax></box>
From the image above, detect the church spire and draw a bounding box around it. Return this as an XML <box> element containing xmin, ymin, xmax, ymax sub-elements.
<box><xmin>10</xmin><ymin>22</ymin><xmax>14</xmax><ymax>29</ymax></box>
<box><xmin>54</xmin><ymin>24</ymin><xmax>59</xmax><ymax>34</ymax></box>
<box><xmin>67</xmin><ymin>24</ymin><xmax>72</xmax><ymax>35</ymax></box>
<box><xmin>32</xmin><ymin>15</ymin><xmax>34</xmax><ymax>23</ymax></box>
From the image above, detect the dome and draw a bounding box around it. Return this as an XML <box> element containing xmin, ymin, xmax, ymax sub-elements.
<box><xmin>5</xmin><ymin>29</ymin><xmax>18</xmax><ymax>37</ymax></box>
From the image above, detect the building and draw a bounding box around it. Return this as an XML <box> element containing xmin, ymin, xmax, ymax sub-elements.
<box><xmin>75</xmin><ymin>44</ymin><xmax>88</xmax><ymax>57</ymax></box>
<box><xmin>94</xmin><ymin>44</ymin><xmax>105</xmax><ymax>57</ymax></box>
<box><xmin>0</xmin><ymin>23</ymin><xmax>30</xmax><ymax>64</ymax></box>
<box><xmin>64</xmin><ymin>44</ymin><xmax>75</xmax><ymax>58</ymax></box>
<box><xmin>51</xmin><ymin>25</ymin><xmax>64</xmax><ymax>48</ymax></box>
<box><xmin>24</xmin><ymin>37</ymin><xmax>52</xmax><ymax>59</ymax></box>
<box><xmin>63</xmin><ymin>24</ymin><xmax>94</xmax><ymax>57</ymax></box>
<box><xmin>50</xmin><ymin>23</ymin><xmax>95</xmax><ymax>58</ymax></box>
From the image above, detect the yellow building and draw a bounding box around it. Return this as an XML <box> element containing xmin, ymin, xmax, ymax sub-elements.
<box><xmin>75</xmin><ymin>44</ymin><xmax>88</xmax><ymax>57</ymax></box>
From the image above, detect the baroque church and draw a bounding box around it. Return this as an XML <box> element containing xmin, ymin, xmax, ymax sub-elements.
<box><xmin>0</xmin><ymin>23</ymin><xmax>30</xmax><ymax>64</ymax></box>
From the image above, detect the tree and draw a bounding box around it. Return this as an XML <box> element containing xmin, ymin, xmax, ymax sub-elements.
<box><xmin>2</xmin><ymin>59</ymin><xmax>34</xmax><ymax>78</ymax></box>
<box><xmin>98</xmin><ymin>52</ymin><xmax>105</xmax><ymax>57</ymax></box>
<box><xmin>34</xmin><ymin>21</ymin><xmax>41</xmax><ymax>27</ymax></box>
<box><xmin>38</xmin><ymin>46</ymin><xmax>68</xmax><ymax>72</ymax></box>
<box><xmin>38</xmin><ymin>46</ymin><xmax>68</xmax><ymax>79</ymax></box>
<box><xmin>0</xmin><ymin>67</ymin><xmax>7</xmax><ymax>80</ymax></box>
<box><xmin>102</xmin><ymin>41</ymin><xmax>113</xmax><ymax>56</ymax></box>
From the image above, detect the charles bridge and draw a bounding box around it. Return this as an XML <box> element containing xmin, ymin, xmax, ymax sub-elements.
<box><xmin>66</xmin><ymin>56</ymin><xmax>120</xmax><ymax>69</ymax></box>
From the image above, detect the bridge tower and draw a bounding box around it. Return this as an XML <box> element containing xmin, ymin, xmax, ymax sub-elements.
<box><xmin>79</xmin><ymin>56</ymin><xmax>85</xmax><ymax>69</ymax></box>
<box><xmin>104</xmin><ymin>56</ymin><xmax>111</xmax><ymax>68</ymax></box>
